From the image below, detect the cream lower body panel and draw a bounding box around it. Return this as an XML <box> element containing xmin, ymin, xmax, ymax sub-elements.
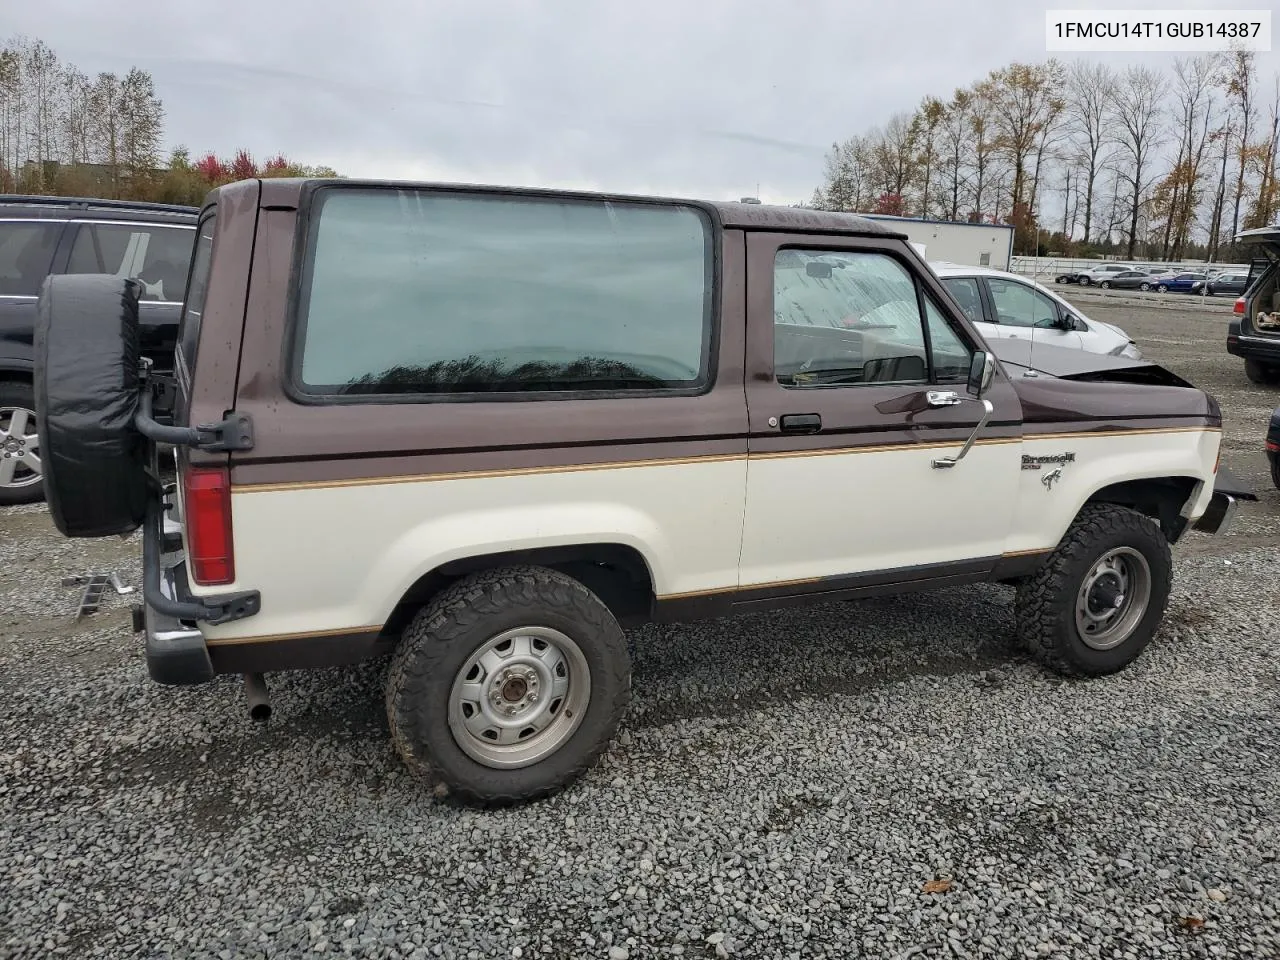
<box><xmin>197</xmin><ymin>458</ymin><xmax>749</xmax><ymax>641</ymax></box>
<box><xmin>1001</xmin><ymin>427</ymin><xmax>1220</xmax><ymax>556</ymax></box>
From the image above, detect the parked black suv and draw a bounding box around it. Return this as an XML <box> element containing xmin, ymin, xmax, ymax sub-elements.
<box><xmin>0</xmin><ymin>195</ymin><xmax>198</xmax><ymax>503</ymax></box>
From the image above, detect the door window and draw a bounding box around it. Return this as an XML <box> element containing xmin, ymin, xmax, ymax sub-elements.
<box><xmin>0</xmin><ymin>221</ymin><xmax>61</xmax><ymax>297</ymax></box>
<box><xmin>67</xmin><ymin>223</ymin><xmax>196</xmax><ymax>303</ymax></box>
<box><xmin>987</xmin><ymin>278</ymin><xmax>1060</xmax><ymax>328</ymax></box>
<box><xmin>772</xmin><ymin>249</ymin><xmax>972</xmax><ymax>387</ymax></box>
<box><xmin>940</xmin><ymin>277</ymin><xmax>984</xmax><ymax>324</ymax></box>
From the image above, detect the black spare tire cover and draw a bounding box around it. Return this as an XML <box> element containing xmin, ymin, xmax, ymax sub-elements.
<box><xmin>34</xmin><ymin>274</ymin><xmax>149</xmax><ymax>538</ymax></box>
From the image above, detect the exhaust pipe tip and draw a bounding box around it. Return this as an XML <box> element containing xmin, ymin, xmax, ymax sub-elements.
<box><xmin>243</xmin><ymin>672</ymin><xmax>272</xmax><ymax>723</ymax></box>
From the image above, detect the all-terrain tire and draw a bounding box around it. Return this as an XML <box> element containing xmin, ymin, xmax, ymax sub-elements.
<box><xmin>1271</xmin><ymin>456</ymin><xmax>1280</xmax><ymax>490</ymax></box>
<box><xmin>1244</xmin><ymin>359</ymin><xmax>1277</xmax><ymax>385</ymax></box>
<box><xmin>1015</xmin><ymin>503</ymin><xmax>1172</xmax><ymax>677</ymax></box>
<box><xmin>385</xmin><ymin>565</ymin><xmax>631</xmax><ymax>806</ymax></box>
<box><xmin>0</xmin><ymin>380</ymin><xmax>44</xmax><ymax>506</ymax></box>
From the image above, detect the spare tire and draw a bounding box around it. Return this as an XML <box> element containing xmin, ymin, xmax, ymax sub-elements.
<box><xmin>33</xmin><ymin>274</ymin><xmax>149</xmax><ymax>538</ymax></box>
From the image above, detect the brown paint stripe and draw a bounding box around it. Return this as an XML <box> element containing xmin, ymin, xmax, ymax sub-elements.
<box><xmin>204</xmin><ymin>624</ymin><xmax>384</xmax><ymax>647</ymax></box>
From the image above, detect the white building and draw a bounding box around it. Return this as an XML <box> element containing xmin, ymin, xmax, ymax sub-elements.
<box><xmin>859</xmin><ymin>214</ymin><xmax>1015</xmax><ymax>270</ymax></box>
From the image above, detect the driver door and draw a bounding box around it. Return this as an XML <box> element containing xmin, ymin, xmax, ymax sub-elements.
<box><xmin>739</xmin><ymin>232</ymin><xmax>1025</xmax><ymax>591</ymax></box>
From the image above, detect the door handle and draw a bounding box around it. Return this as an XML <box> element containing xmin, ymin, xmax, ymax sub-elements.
<box><xmin>779</xmin><ymin>413</ymin><xmax>822</xmax><ymax>434</ymax></box>
<box><xmin>926</xmin><ymin>390</ymin><xmax>963</xmax><ymax>407</ymax></box>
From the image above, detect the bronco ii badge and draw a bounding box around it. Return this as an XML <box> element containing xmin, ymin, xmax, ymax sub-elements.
<box><xmin>1022</xmin><ymin>452</ymin><xmax>1076</xmax><ymax>471</ymax></box>
<box><xmin>1041</xmin><ymin>467</ymin><xmax>1063</xmax><ymax>490</ymax></box>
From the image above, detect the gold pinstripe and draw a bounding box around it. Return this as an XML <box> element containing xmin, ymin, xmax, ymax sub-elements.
<box><xmin>230</xmin><ymin>425</ymin><xmax>1219</xmax><ymax>495</ymax></box>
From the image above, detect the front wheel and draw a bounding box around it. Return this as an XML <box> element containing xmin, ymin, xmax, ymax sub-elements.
<box><xmin>0</xmin><ymin>381</ymin><xmax>43</xmax><ymax>506</ymax></box>
<box><xmin>1015</xmin><ymin>503</ymin><xmax>1172</xmax><ymax>676</ymax></box>
<box><xmin>385</xmin><ymin>565</ymin><xmax>631</xmax><ymax>806</ymax></box>
<box><xmin>1078</xmin><ymin>277</ymin><xmax>1091</xmax><ymax>286</ymax></box>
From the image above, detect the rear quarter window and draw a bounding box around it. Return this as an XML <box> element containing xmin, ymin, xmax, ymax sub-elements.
<box><xmin>0</xmin><ymin>221</ymin><xmax>62</xmax><ymax>297</ymax></box>
<box><xmin>177</xmin><ymin>215</ymin><xmax>216</xmax><ymax>373</ymax></box>
<box><xmin>289</xmin><ymin>187</ymin><xmax>715</xmax><ymax>398</ymax></box>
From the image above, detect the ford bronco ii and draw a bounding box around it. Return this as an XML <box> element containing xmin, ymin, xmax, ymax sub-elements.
<box><xmin>33</xmin><ymin>178</ymin><xmax>1250</xmax><ymax>805</ymax></box>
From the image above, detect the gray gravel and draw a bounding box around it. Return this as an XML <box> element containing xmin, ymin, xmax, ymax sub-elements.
<box><xmin>3</xmin><ymin>304</ymin><xmax>1280</xmax><ymax>959</ymax></box>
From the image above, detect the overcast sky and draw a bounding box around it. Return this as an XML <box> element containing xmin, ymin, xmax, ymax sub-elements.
<box><xmin>9</xmin><ymin>0</ymin><xmax>1279</xmax><ymax>204</ymax></box>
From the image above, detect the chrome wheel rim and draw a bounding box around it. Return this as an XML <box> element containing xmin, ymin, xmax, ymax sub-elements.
<box><xmin>1075</xmin><ymin>547</ymin><xmax>1151</xmax><ymax>651</ymax></box>
<box><xmin>0</xmin><ymin>406</ymin><xmax>41</xmax><ymax>489</ymax></box>
<box><xmin>448</xmin><ymin>626</ymin><xmax>591</xmax><ymax>769</ymax></box>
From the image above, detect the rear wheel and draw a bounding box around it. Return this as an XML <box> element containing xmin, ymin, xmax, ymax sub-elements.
<box><xmin>1244</xmin><ymin>359</ymin><xmax>1278</xmax><ymax>385</ymax></box>
<box><xmin>1139</xmin><ymin>282</ymin><xmax>1151</xmax><ymax>291</ymax></box>
<box><xmin>1100</xmin><ymin>280</ymin><xmax>1112</xmax><ymax>289</ymax></box>
<box><xmin>0</xmin><ymin>381</ymin><xmax>43</xmax><ymax>506</ymax></box>
<box><xmin>1271</xmin><ymin>455</ymin><xmax>1280</xmax><ymax>490</ymax></box>
<box><xmin>1078</xmin><ymin>277</ymin><xmax>1091</xmax><ymax>285</ymax></box>
<box><xmin>1015</xmin><ymin>503</ymin><xmax>1171</xmax><ymax>677</ymax></box>
<box><xmin>385</xmin><ymin>565</ymin><xmax>632</xmax><ymax>805</ymax></box>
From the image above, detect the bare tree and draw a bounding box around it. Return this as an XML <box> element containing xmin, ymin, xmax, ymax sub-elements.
<box><xmin>939</xmin><ymin>88</ymin><xmax>973</xmax><ymax>220</ymax></box>
<box><xmin>910</xmin><ymin>97</ymin><xmax>945</xmax><ymax>217</ymax></box>
<box><xmin>1112</xmin><ymin>65</ymin><xmax>1169</xmax><ymax>258</ymax></box>
<box><xmin>1065</xmin><ymin>61</ymin><xmax>1116</xmax><ymax>244</ymax></box>
<box><xmin>1157</xmin><ymin>56</ymin><xmax>1218</xmax><ymax>258</ymax></box>
<box><xmin>1221</xmin><ymin>48</ymin><xmax>1258</xmax><ymax>245</ymax></box>
<box><xmin>1244</xmin><ymin>73</ymin><xmax>1280</xmax><ymax>229</ymax></box>
<box><xmin>967</xmin><ymin>81</ymin><xmax>999</xmax><ymax>220</ymax></box>
<box><xmin>868</xmin><ymin>112</ymin><xmax>917</xmax><ymax>204</ymax></box>
<box><xmin>117</xmin><ymin>67</ymin><xmax>163</xmax><ymax>186</ymax></box>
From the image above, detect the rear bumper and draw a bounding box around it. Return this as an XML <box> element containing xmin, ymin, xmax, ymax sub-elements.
<box><xmin>136</xmin><ymin>497</ymin><xmax>214</xmax><ymax>685</ymax></box>
<box><xmin>1227</xmin><ymin>332</ymin><xmax>1280</xmax><ymax>363</ymax></box>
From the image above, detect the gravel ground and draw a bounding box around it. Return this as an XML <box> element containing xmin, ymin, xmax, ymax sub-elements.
<box><xmin>3</xmin><ymin>305</ymin><xmax>1280</xmax><ymax>960</ymax></box>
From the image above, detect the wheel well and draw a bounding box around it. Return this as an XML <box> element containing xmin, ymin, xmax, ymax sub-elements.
<box><xmin>1084</xmin><ymin>476</ymin><xmax>1200</xmax><ymax>542</ymax></box>
<box><xmin>381</xmin><ymin>543</ymin><xmax>657</xmax><ymax>638</ymax></box>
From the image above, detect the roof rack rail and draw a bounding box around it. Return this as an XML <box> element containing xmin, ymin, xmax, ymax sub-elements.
<box><xmin>0</xmin><ymin>194</ymin><xmax>199</xmax><ymax>215</ymax></box>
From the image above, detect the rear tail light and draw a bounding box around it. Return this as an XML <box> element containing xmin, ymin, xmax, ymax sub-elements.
<box><xmin>1234</xmin><ymin>297</ymin><xmax>1245</xmax><ymax>315</ymax></box>
<box><xmin>1267</xmin><ymin>439</ymin><xmax>1280</xmax><ymax>453</ymax></box>
<box><xmin>183</xmin><ymin>465</ymin><xmax>235</xmax><ymax>585</ymax></box>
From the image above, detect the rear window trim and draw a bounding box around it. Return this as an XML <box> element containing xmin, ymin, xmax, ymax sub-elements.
<box><xmin>279</xmin><ymin>182</ymin><xmax>724</xmax><ymax>406</ymax></box>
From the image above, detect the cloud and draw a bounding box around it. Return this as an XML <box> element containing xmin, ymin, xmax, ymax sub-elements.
<box><xmin>7</xmin><ymin>0</ymin><xmax>1278</xmax><ymax>205</ymax></box>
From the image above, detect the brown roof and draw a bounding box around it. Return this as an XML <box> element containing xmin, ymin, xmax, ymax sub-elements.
<box><xmin>216</xmin><ymin>177</ymin><xmax>906</xmax><ymax>239</ymax></box>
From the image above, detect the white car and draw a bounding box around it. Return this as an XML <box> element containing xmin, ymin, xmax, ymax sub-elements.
<box><xmin>931</xmin><ymin>261</ymin><xmax>1143</xmax><ymax>361</ymax></box>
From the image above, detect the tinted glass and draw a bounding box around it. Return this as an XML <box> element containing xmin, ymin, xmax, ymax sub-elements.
<box><xmin>940</xmin><ymin>277</ymin><xmax>983</xmax><ymax>324</ymax></box>
<box><xmin>773</xmin><ymin>249</ymin><xmax>968</xmax><ymax>387</ymax></box>
<box><xmin>67</xmin><ymin>223</ymin><xmax>195</xmax><ymax>302</ymax></box>
<box><xmin>178</xmin><ymin>215</ymin><xmax>215</xmax><ymax>372</ymax></box>
<box><xmin>294</xmin><ymin>188</ymin><xmax>713</xmax><ymax>395</ymax></box>
<box><xmin>0</xmin><ymin>221</ymin><xmax>61</xmax><ymax>297</ymax></box>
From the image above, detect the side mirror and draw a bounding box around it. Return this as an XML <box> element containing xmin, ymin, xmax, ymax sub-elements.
<box><xmin>967</xmin><ymin>350</ymin><xmax>995</xmax><ymax>398</ymax></box>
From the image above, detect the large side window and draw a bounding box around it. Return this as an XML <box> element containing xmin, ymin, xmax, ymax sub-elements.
<box><xmin>67</xmin><ymin>223</ymin><xmax>196</xmax><ymax>303</ymax></box>
<box><xmin>177</xmin><ymin>215</ymin><xmax>215</xmax><ymax>373</ymax></box>
<box><xmin>292</xmin><ymin>188</ymin><xmax>714</xmax><ymax>397</ymax></box>
<box><xmin>0</xmin><ymin>222</ymin><xmax>61</xmax><ymax>297</ymax></box>
<box><xmin>773</xmin><ymin>249</ymin><xmax>971</xmax><ymax>387</ymax></box>
<box><xmin>987</xmin><ymin>278</ymin><xmax>1059</xmax><ymax>328</ymax></box>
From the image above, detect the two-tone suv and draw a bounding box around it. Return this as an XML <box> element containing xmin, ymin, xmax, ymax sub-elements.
<box><xmin>34</xmin><ymin>178</ymin><xmax>1252</xmax><ymax>806</ymax></box>
<box><xmin>1</xmin><ymin>194</ymin><xmax>198</xmax><ymax>503</ymax></box>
